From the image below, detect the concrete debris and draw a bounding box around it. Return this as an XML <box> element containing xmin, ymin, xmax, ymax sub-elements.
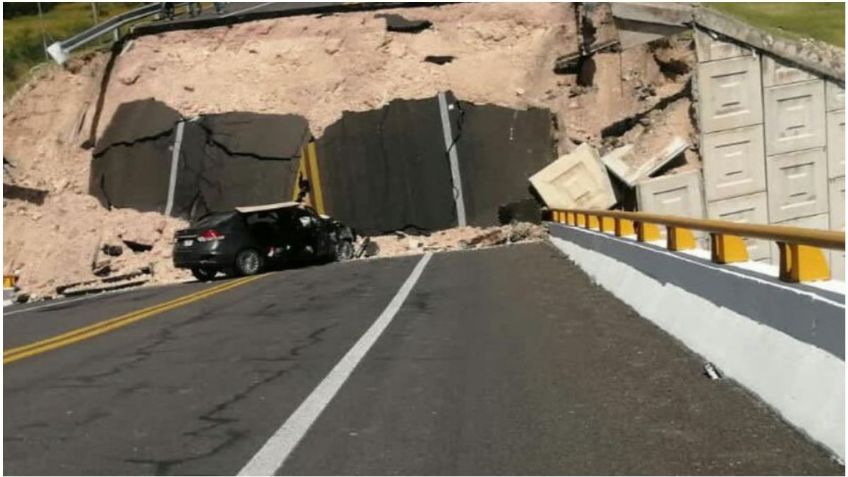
<box><xmin>529</xmin><ymin>143</ymin><xmax>617</xmax><ymax>210</ymax></box>
<box><xmin>602</xmin><ymin>136</ymin><xmax>689</xmax><ymax>187</ymax></box>
<box><xmin>364</xmin><ymin>223</ymin><xmax>548</xmax><ymax>258</ymax></box>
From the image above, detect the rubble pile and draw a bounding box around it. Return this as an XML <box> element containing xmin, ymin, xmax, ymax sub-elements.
<box><xmin>363</xmin><ymin>222</ymin><xmax>549</xmax><ymax>258</ymax></box>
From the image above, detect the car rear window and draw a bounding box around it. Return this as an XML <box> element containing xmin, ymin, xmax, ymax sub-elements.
<box><xmin>191</xmin><ymin>212</ymin><xmax>238</xmax><ymax>228</ymax></box>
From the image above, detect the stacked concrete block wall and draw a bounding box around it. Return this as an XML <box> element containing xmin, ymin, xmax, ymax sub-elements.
<box><xmin>695</xmin><ymin>29</ymin><xmax>845</xmax><ymax>273</ymax></box>
<box><xmin>695</xmin><ymin>30</ymin><xmax>769</xmax><ymax>261</ymax></box>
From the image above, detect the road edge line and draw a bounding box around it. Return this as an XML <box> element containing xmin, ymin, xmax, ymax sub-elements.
<box><xmin>237</xmin><ymin>252</ymin><xmax>434</xmax><ymax>476</ymax></box>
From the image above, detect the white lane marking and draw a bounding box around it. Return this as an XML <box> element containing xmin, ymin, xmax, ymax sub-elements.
<box><xmin>238</xmin><ymin>252</ymin><xmax>434</xmax><ymax>476</ymax></box>
<box><xmin>438</xmin><ymin>92</ymin><xmax>467</xmax><ymax>227</ymax></box>
<box><xmin>553</xmin><ymin>224</ymin><xmax>845</xmax><ymax>308</ymax></box>
<box><xmin>163</xmin><ymin>120</ymin><xmax>185</xmax><ymax>217</ymax></box>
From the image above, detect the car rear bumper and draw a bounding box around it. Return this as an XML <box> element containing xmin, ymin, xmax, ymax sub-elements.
<box><xmin>172</xmin><ymin>247</ymin><xmax>232</xmax><ymax>269</ymax></box>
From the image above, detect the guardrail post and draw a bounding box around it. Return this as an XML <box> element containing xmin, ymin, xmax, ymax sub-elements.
<box><xmin>576</xmin><ymin>213</ymin><xmax>587</xmax><ymax>227</ymax></box>
<box><xmin>667</xmin><ymin>226</ymin><xmax>696</xmax><ymax>251</ymax></box>
<box><xmin>615</xmin><ymin>218</ymin><xmax>636</xmax><ymax>237</ymax></box>
<box><xmin>587</xmin><ymin>214</ymin><xmax>600</xmax><ymax>230</ymax></box>
<box><xmin>566</xmin><ymin>212</ymin><xmax>575</xmax><ymax>226</ymax></box>
<box><xmin>636</xmin><ymin>222</ymin><xmax>660</xmax><ymax>242</ymax></box>
<box><xmin>710</xmin><ymin>233</ymin><xmax>749</xmax><ymax>264</ymax></box>
<box><xmin>776</xmin><ymin>242</ymin><xmax>831</xmax><ymax>282</ymax></box>
<box><xmin>600</xmin><ymin>216</ymin><xmax>615</xmax><ymax>233</ymax></box>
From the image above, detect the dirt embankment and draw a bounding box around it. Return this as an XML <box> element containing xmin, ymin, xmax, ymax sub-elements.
<box><xmin>3</xmin><ymin>3</ymin><xmax>697</xmax><ymax>299</ymax></box>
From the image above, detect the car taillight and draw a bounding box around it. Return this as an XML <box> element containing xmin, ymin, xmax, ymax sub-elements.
<box><xmin>197</xmin><ymin>229</ymin><xmax>225</xmax><ymax>242</ymax></box>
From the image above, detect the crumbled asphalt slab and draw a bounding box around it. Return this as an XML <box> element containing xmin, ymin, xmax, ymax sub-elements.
<box><xmin>4</xmin><ymin>245</ymin><xmax>842</xmax><ymax>475</ymax></box>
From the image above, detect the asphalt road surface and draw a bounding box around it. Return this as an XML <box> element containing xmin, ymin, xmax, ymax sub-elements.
<box><xmin>4</xmin><ymin>243</ymin><xmax>842</xmax><ymax>475</ymax></box>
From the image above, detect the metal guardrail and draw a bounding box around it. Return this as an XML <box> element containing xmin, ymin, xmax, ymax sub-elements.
<box><xmin>550</xmin><ymin>208</ymin><xmax>845</xmax><ymax>283</ymax></box>
<box><xmin>46</xmin><ymin>3</ymin><xmax>182</xmax><ymax>65</ymax></box>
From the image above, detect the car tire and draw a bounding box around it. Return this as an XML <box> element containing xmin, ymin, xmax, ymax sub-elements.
<box><xmin>191</xmin><ymin>267</ymin><xmax>216</xmax><ymax>282</ymax></box>
<box><xmin>235</xmin><ymin>249</ymin><xmax>264</xmax><ymax>276</ymax></box>
<box><xmin>334</xmin><ymin>239</ymin><xmax>355</xmax><ymax>261</ymax></box>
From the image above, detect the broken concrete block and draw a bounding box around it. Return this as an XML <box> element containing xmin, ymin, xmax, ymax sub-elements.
<box><xmin>602</xmin><ymin>136</ymin><xmax>689</xmax><ymax>187</ymax></box>
<box><xmin>529</xmin><ymin>143</ymin><xmax>616</xmax><ymax>210</ymax></box>
<box><xmin>636</xmin><ymin>168</ymin><xmax>705</xmax><ymax>219</ymax></box>
<box><xmin>706</xmin><ymin>192</ymin><xmax>770</xmax><ymax>262</ymax></box>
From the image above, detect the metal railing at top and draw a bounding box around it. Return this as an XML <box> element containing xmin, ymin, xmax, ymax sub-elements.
<box><xmin>46</xmin><ymin>3</ymin><xmax>186</xmax><ymax>65</ymax></box>
<box><xmin>549</xmin><ymin>208</ymin><xmax>845</xmax><ymax>283</ymax></box>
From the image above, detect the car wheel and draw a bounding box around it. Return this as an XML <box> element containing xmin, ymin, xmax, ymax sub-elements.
<box><xmin>235</xmin><ymin>249</ymin><xmax>264</xmax><ymax>276</ymax></box>
<box><xmin>191</xmin><ymin>267</ymin><xmax>216</xmax><ymax>281</ymax></box>
<box><xmin>334</xmin><ymin>239</ymin><xmax>355</xmax><ymax>261</ymax></box>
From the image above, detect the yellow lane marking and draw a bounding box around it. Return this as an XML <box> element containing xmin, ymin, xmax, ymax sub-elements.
<box><xmin>4</xmin><ymin>274</ymin><xmax>267</xmax><ymax>365</ymax></box>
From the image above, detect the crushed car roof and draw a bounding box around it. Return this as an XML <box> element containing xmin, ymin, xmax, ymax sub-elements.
<box><xmin>234</xmin><ymin>202</ymin><xmax>302</xmax><ymax>214</ymax></box>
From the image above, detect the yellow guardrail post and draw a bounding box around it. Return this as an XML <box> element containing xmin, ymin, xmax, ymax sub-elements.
<box><xmin>636</xmin><ymin>222</ymin><xmax>661</xmax><ymax>242</ymax></box>
<box><xmin>566</xmin><ymin>211</ymin><xmax>575</xmax><ymax>225</ymax></box>
<box><xmin>576</xmin><ymin>213</ymin><xmax>587</xmax><ymax>227</ymax></box>
<box><xmin>777</xmin><ymin>242</ymin><xmax>830</xmax><ymax>282</ymax></box>
<box><xmin>710</xmin><ymin>233</ymin><xmax>749</xmax><ymax>264</ymax></box>
<box><xmin>667</xmin><ymin>226</ymin><xmax>696</xmax><ymax>251</ymax></box>
<box><xmin>600</xmin><ymin>216</ymin><xmax>615</xmax><ymax>234</ymax></box>
<box><xmin>615</xmin><ymin>218</ymin><xmax>636</xmax><ymax>237</ymax></box>
<box><xmin>587</xmin><ymin>214</ymin><xmax>600</xmax><ymax>230</ymax></box>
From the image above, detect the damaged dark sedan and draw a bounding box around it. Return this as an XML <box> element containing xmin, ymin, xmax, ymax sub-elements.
<box><xmin>173</xmin><ymin>202</ymin><xmax>356</xmax><ymax>280</ymax></box>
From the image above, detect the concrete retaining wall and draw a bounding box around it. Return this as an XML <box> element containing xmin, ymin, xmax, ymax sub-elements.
<box><xmin>547</xmin><ymin>222</ymin><xmax>845</xmax><ymax>460</ymax></box>
<box><xmin>695</xmin><ymin>31</ymin><xmax>845</xmax><ymax>277</ymax></box>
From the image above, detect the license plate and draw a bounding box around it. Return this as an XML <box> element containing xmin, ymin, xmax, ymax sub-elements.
<box><xmin>181</xmin><ymin>239</ymin><xmax>194</xmax><ymax>247</ymax></box>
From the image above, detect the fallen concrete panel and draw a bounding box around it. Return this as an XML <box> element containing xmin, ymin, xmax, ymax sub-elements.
<box><xmin>762</xmin><ymin>54</ymin><xmax>818</xmax><ymax>88</ymax></box>
<box><xmin>766</xmin><ymin>148</ymin><xmax>829</xmax><ymax>223</ymax></box>
<box><xmin>636</xmin><ymin>169</ymin><xmax>705</xmax><ymax>219</ymax></box>
<box><xmin>826</xmin><ymin>81</ymin><xmax>845</xmax><ymax>112</ymax></box>
<box><xmin>529</xmin><ymin>144</ymin><xmax>616</xmax><ymax>210</ymax></box>
<box><xmin>94</xmin><ymin>99</ymin><xmax>182</xmax><ymax>156</ymax></box>
<box><xmin>697</xmin><ymin>56</ymin><xmax>763</xmax><ymax>133</ymax></box>
<box><xmin>827</xmin><ymin>109</ymin><xmax>845</xmax><ymax>179</ymax></box>
<box><xmin>702</xmin><ymin>124</ymin><xmax>766</xmax><ymax>201</ymax></box>
<box><xmin>764</xmin><ymin>79</ymin><xmax>826</xmax><ymax>156</ymax></box>
<box><xmin>706</xmin><ymin>192</ymin><xmax>770</xmax><ymax>262</ymax></box>
<box><xmin>198</xmin><ymin>113</ymin><xmax>309</xmax><ymax>160</ymax></box>
<box><xmin>694</xmin><ymin>28</ymin><xmax>752</xmax><ymax>63</ymax></box>
<box><xmin>455</xmin><ymin>100</ymin><xmax>556</xmax><ymax>227</ymax></box>
<box><xmin>89</xmin><ymin>135</ymin><xmax>173</xmax><ymax>212</ymax></box>
<box><xmin>316</xmin><ymin>96</ymin><xmax>457</xmax><ymax>235</ymax></box>
<box><xmin>602</xmin><ymin>137</ymin><xmax>688</xmax><ymax>188</ymax></box>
